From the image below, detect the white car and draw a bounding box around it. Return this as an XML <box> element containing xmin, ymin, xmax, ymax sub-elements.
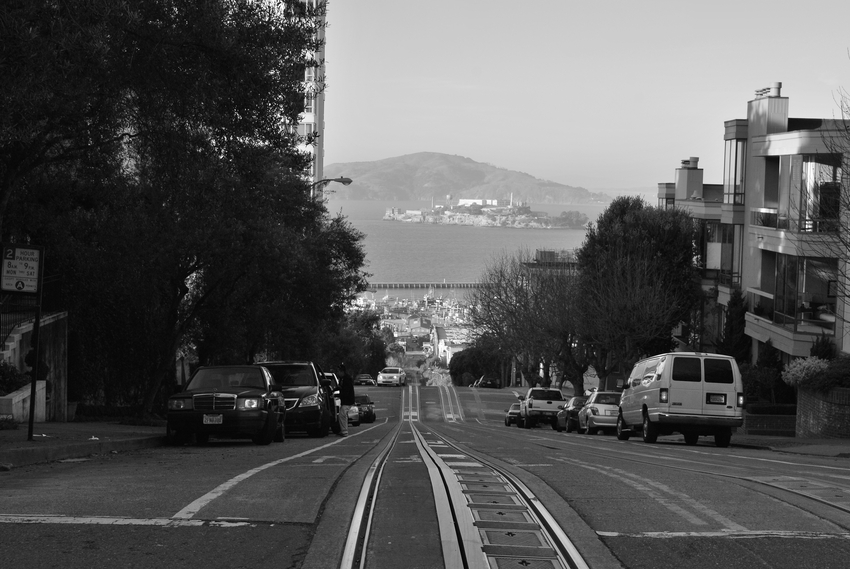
<box><xmin>377</xmin><ymin>367</ymin><xmax>406</xmax><ymax>387</ymax></box>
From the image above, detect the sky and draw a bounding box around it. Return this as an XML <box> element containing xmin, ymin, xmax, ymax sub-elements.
<box><xmin>321</xmin><ymin>0</ymin><xmax>850</xmax><ymax>193</ymax></box>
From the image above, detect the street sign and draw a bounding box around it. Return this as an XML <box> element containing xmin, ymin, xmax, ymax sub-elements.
<box><xmin>1</xmin><ymin>245</ymin><xmax>42</xmax><ymax>294</ymax></box>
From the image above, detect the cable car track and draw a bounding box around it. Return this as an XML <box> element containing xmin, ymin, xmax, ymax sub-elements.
<box><xmin>459</xmin><ymin>420</ymin><xmax>850</xmax><ymax>526</ymax></box>
<box><xmin>341</xmin><ymin>386</ymin><xmax>590</xmax><ymax>569</ymax></box>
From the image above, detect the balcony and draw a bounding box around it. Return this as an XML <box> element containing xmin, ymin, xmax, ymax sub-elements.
<box><xmin>750</xmin><ymin>207</ymin><xmax>838</xmax><ymax>234</ymax></box>
<box><xmin>747</xmin><ymin>289</ymin><xmax>835</xmax><ymax>335</ymax></box>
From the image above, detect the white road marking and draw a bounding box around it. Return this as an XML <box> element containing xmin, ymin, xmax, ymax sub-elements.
<box><xmin>0</xmin><ymin>514</ymin><xmax>257</xmax><ymax>527</ymax></box>
<box><xmin>172</xmin><ymin>423</ymin><xmax>382</xmax><ymax>520</ymax></box>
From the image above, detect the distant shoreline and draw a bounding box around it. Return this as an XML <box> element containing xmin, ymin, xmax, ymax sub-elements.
<box><xmin>382</xmin><ymin>207</ymin><xmax>589</xmax><ymax>230</ymax></box>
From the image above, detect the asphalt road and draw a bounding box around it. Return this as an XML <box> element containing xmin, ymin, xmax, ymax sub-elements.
<box><xmin>3</xmin><ymin>385</ymin><xmax>850</xmax><ymax>569</ymax></box>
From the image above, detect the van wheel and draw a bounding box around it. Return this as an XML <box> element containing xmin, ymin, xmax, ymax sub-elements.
<box><xmin>714</xmin><ymin>430</ymin><xmax>732</xmax><ymax>448</ymax></box>
<box><xmin>684</xmin><ymin>432</ymin><xmax>699</xmax><ymax>445</ymax></box>
<box><xmin>642</xmin><ymin>414</ymin><xmax>658</xmax><ymax>443</ymax></box>
<box><xmin>616</xmin><ymin>416</ymin><xmax>631</xmax><ymax>440</ymax></box>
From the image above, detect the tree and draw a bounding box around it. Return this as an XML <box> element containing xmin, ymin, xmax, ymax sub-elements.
<box><xmin>2</xmin><ymin>1</ymin><xmax>369</xmax><ymax>415</ymax></box>
<box><xmin>576</xmin><ymin>197</ymin><xmax>702</xmax><ymax>378</ymax></box>
<box><xmin>715</xmin><ymin>288</ymin><xmax>750</xmax><ymax>363</ymax></box>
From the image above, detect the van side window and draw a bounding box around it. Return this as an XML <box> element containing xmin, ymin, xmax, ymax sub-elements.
<box><xmin>704</xmin><ymin>358</ymin><xmax>734</xmax><ymax>384</ymax></box>
<box><xmin>671</xmin><ymin>357</ymin><xmax>701</xmax><ymax>382</ymax></box>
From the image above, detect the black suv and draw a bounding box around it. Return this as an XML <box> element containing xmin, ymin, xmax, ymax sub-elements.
<box><xmin>261</xmin><ymin>361</ymin><xmax>336</xmax><ymax>437</ymax></box>
<box><xmin>166</xmin><ymin>365</ymin><xmax>285</xmax><ymax>445</ymax></box>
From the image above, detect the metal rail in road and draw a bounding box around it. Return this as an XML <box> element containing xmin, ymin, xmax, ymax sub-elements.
<box><xmin>341</xmin><ymin>385</ymin><xmax>589</xmax><ymax>569</ymax></box>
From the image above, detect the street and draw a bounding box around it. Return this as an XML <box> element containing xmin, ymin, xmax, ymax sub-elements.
<box><xmin>2</xmin><ymin>384</ymin><xmax>850</xmax><ymax>569</ymax></box>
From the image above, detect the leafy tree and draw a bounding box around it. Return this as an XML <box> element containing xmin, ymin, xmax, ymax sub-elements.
<box><xmin>576</xmin><ymin>196</ymin><xmax>701</xmax><ymax>377</ymax></box>
<box><xmin>2</xmin><ymin>1</ymin><xmax>369</xmax><ymax>415</ymax></box>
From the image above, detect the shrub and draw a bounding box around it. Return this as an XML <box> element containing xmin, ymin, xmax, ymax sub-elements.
<box><xmin>810</xmin><ymin>333</ymin><xmax>835</xmax><ymax>360</ymax></box>
<box><xmin>781</xmin><ymin>357</ymin><xmax>829</xmax><ymax>388</ymax></box>
<box><xmin>0</xmin><ymin>361</ymin><xmax>30</xmax><ymax>397</ymax></box>
<box><xmin>802</xmin><ymin>355</ymin><xmax>850</xmax><ymax>393</ymax></box>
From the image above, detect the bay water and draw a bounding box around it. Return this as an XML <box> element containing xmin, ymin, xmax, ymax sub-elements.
<box><xmin>326</xmin><ymin>199</ymin><xmax>608</xmax><ymax>287</ymax></box>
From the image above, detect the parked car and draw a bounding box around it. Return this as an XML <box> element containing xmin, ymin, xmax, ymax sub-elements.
<box><xmin>518</xmin><ymin>387</ymin><xmax>566</xmax><ymax>429</ymax></box>
<box><xmin>555</xmin><ymin>396</ymin><xmax>587</xmax><ymax>432</ymax></box>
<box><xmin>355</xmin><ymin>373</ymin><xmax>376</xmax><ymax>386</ymax></box>
<box><xmin>166</xmin><ymin>365</ymin><xmax>285</xmax><ymax>446</ymax></box>
<box><xmin>617</xmin><ymin>352</ymin><xmax>744</xmax><ymax>447</ymax></box>
<box><xmin>261</xmin><ymin>361</ymin><xmax>337</xmax><ymax>437</ymax></box>
<box><xmin>377</xmin><ymin>367</ymin><xmax>406</xmax><ymax>387</ymax></box>
<box><xmin>504</xmin><ymin>402</ymin><xmax>521</xmax><ymax>426</ymax></box>
<box><xmin>322</xmin><ymin>371</ymin><xmax>341</xmax><ymax>426</ymax></box>
<box><xmin>347</xmin><ymin>404</ymin><xmax>360</xmax><ymax>427</ymax></box>
<box><xmin>478</xmin><ymin>377</ymin><xmax>500</xmax><ymax>388</ymax></box>
<box><xmin>355</xmin><ymin>394</ymin><xmax>376</xmax><ymax>423</ymax></box>
<box><xmin>577</xmin><ymin>391</ymin><xmax>621</xmax><ymax>434</ymax></box>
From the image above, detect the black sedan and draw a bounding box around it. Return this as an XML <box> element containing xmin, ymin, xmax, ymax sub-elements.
<box><xmin>355</xmin><ymin>394</ymin><xmax>376</xmax><ymax>423</ymax></box>
<box><xmin>166</xmin><ymin>365</ymin><xmax>285</xmax><ymax>445</ymax></box>
<box><xmin>556</xmin><ymin>396</ymin><xmax>588</xmax><ymax>432</ymax></box>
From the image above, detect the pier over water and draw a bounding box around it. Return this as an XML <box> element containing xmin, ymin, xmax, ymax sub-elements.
<box><xmin>366</xmin><ymin>282</ymin><xmax>479</xmax><ymax>291</ymax></box>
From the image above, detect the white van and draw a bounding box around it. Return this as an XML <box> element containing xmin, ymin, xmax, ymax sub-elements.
<box><xmin>616</xmin><ymin>352</ymin><xmax>744</xmax><ymax>447</ymax></box>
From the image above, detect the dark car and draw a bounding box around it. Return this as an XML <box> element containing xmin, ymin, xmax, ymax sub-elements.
<box><xmin>556</xmin><ymin>396</ymin><xmax>588</xmax><ymax>432</ymax></box>
<box><xmin>355</xmin><ymin>373</ymin><xmax>376</xmax><ymax>386</ymax></box>
<box><xmin>355</xmin><ymin>394</ymin><xmax>376</xmax><ymax>423</ymax></box>
<box><xmin>479</xmin><ymin>378</ymin><xmax>500</xmax><ymax>388</ymax></box>
<box><xmin>504</xmin><ymin>402</ymin><xmax>521</xmax><ymax>426</ymax></box>
<box><xmin>166</xmin><ymin>365</ymin><xmax>285</xmax><ymax>446</ymax></box>
<box><xmin>262</xmin><ymin>361</ymin><xmax>337</xmax><ymax>437</ymax></box>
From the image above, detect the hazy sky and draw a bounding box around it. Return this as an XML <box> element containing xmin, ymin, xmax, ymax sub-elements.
<box><xmin>322</xmin><ymin>0</ymin><xmax>850</xmax><ymax>192</ymax></box>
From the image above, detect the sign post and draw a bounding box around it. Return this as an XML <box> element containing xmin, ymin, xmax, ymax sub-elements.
<box><xmin>2</xmin><ymin>244</ymin><xmax>45</xmax><ymax>440</ymax></box>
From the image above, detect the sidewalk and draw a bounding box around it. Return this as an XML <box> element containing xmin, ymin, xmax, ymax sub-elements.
<box><xmin>2</xmin><ymin>421</ymin><xmax>850</xmax><ymax>470</ymax></box>
<box><xmin>0</xmin><ymin>421</ymin><xmax>166</xmax><ymax>470</ymax></box>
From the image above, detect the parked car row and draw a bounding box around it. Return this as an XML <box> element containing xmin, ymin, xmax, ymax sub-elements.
<box><xmin>166</xmin><ymin>362</ymin><xmax>382</xmax><ymax>445</ymax></box>
<box><xmin>503</xmin><ymin>352</ymin><xmax>745</xmax><ymax>448</ymax></box>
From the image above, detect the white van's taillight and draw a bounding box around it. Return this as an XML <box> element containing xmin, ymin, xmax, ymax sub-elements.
<box><xmin>737</xmin><ymin>392</ymin><xmax>744</xmax><ymax>407</ymax></box>
<box><xmin>659</xmin><ymin>388</ymin><xmax>669</xmax><ymax>403</ymax></box>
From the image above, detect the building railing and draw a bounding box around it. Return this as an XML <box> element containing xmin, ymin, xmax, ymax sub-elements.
<box><xmin>747</xmin><ymin>288</ymin><xmax>835</xmax><ymax>335</ymax></box>
<box><xmin>750</xmin><ymin>207</ymin><xmax>838</xmax><ymax>233</ymax></box>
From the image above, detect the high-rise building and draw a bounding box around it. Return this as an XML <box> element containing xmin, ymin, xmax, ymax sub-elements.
<box><xmin>298</xmin><ymin>0</ymin><xmax>326</xmax><ymax>197</ymax></box>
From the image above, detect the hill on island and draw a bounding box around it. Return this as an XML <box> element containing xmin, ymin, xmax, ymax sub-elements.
<box><xmin>323</xmin><ymin>152</ymin><xmax>613</xmax><ymax>205</ymax></box>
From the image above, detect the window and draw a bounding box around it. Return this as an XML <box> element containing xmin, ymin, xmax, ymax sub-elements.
<box><xmin>671</xmin><ymin>357</ymin><xmax>701</xmax><ymax>382</ymax></box>
<box><xmin>704</xmin><ymin>359</ymin><xmax>734</xmax><ymax>384</ymax></box>
<box><xmin>800</xmin><ymin>155</ymin><xmax>841</xmax><ymax>232</ymax></box>
<box><xmin>723</xmin><ymin>139</ymin><xmax>746</xmax><ymax>204</ymax></box>
<box><xmin>304</xmin><ymin>94</ymin><xmax>314</xmax><ymax>113</ymax></box>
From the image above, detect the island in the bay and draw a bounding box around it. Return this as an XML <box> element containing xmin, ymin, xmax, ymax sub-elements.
<box><xmin>383</xmin><ymin>197</ymin><xmax>589</xmax><ymax>229</ymax></box>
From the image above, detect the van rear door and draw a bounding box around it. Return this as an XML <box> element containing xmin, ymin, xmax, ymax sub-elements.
<box><xmin>668</xmin><ymin>356</ymin><xmax>703</xmax><ymax>416</ymax></box>
<box><xmin>702</xmin><ymin>357</ymin><xmax>738</xmax><ymax>417</ymax></box>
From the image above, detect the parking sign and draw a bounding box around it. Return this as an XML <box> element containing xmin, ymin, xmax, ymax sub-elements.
<box><xmin>1</xmin><ymin>245</ymin><xmax>42</xmax><ymax>293</ymax></box>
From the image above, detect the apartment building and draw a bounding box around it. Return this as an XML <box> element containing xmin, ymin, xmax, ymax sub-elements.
<box><xmin>658</xmin><ymin>82</ymin><xmax>847</xmax><ymax>364</ymax></box>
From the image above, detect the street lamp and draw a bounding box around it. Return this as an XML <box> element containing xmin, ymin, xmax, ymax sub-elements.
<box><xmin>310</xmin><ymin>176</ymin><xmax>352</xmax><ymax>198</ymax></box>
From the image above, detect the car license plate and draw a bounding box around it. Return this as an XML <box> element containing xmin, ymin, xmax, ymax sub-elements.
<box><xmin>708</xmin><ymin>394</ymin><xmax>725</xmax><ymax>404</ymax></box>
<box><xmin>203</xmin><ymin>414</ymin><xmax>223</xmax><ymax>425</ymax></box>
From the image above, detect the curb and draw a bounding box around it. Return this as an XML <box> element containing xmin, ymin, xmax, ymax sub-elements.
<box><xmin>0</xmin><ymin>436</ymin><xmax>166</xmax><ymax>470</ymax></box>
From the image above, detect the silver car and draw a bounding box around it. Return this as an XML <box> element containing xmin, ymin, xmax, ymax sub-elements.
<box><xmin>377</xmin><ymin>367</ymin><xmax>406</xmax><ymax>387</ymax></box>
<box><xmin>577</xmin><ymin>391</ymin><xmax>621</xmax><ymax>434</ymax></box>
